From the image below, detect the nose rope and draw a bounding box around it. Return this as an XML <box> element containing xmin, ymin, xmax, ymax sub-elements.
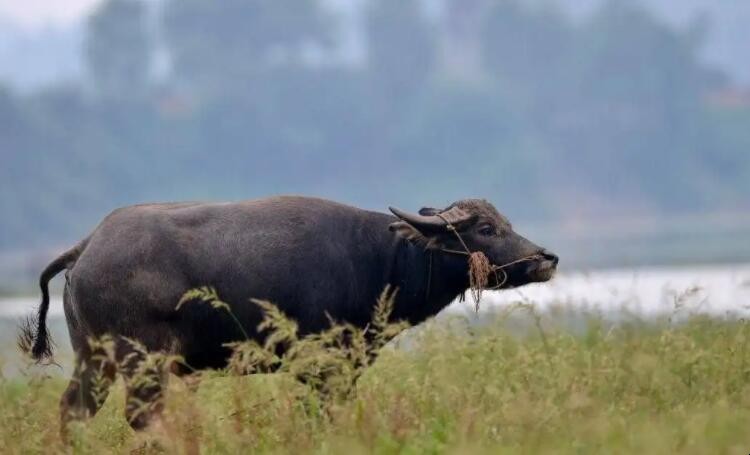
<box><xmin>434</xmin><ymin>214</ymin><xmax>507</xmax><ymax>299</ymax></box>
<box><xmin>436</xmin><ymin>213</ymin><xmax>473</xmax><ymax>254</ymax></box>
<box><xmin>434</xmin><ymin>213</ymin><xmax>543</xmax><ymax>297</ymax></box>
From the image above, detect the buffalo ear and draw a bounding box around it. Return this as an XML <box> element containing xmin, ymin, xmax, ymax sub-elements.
<box><xmin>388</xmin><ymin>221</ymin><xmax>424</xmax><ymax>242</ymax></box>
<box><xmin>388</xmin><ymin>221</ymin><xmax>441</xmax><ymax>249</ymax></box>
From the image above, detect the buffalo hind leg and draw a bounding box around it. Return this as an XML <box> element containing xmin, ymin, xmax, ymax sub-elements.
<box><xmin>118</xmin><ymin>341</ymin><xmax>168</xmax><ymax>430</ymax></box>
<box><xmin>60</xmin><ymin>348</ymin><xmax>116</xmax><ymax>438</ymax></box>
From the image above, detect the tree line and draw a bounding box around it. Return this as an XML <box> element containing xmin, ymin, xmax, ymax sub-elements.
<box><xmin>2</xmin><ymin>0</ymin><xmax>748</xmax><ymax>252</ymax></box>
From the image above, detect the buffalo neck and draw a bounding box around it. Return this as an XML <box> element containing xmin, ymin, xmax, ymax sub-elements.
<box><xmin>386</xmin><ymin>236</ymin><xmax>469</xmax><ymax>325</ymax></box>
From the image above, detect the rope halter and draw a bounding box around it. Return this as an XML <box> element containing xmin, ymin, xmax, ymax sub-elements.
<box><xmin>433</xmin><ymin>213</ymin><xmax>543</xmax><ymax>308</ymax></box>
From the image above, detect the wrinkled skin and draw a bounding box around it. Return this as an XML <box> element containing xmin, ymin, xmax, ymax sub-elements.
<box><xmin>21</xmin><ymin>196</ymin><xmax>558</xmax><ymax>433</ymax></box>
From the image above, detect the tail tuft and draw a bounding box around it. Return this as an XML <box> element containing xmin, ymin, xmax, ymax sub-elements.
<box><xmin>16</xmin><ymin>242</ymin><xmax>83</xmax><ymax>363</ymax></box>
<box><xmin>17</xmin><ymin>313</ymin><xmax>54</xmax><ymax>361</ymax></box>
<box><xmin>17</xmin><ymin>315</ymin><xmax>36</xmax><ymax>357</ymax></box>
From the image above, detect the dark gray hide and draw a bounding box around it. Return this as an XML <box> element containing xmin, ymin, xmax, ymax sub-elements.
<box><xmin>21</xmin><ymin>195</ymin><xmax>557</xmax><ymax>429</ymax></box>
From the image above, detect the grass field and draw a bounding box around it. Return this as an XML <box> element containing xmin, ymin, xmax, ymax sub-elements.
<box><xmin>1</xmin><ymin>301</ymin><xmax>750</xmax><ymax>454</ymax></box>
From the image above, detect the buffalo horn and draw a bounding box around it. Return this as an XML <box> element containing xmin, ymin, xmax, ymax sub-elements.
<box><xmin>388</xmin><ymin>206</ymin><xmax>476</xmax><ymax>231</ymax></box>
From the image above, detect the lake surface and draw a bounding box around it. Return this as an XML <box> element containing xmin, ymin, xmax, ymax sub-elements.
<box><xmin>449</xmin><ymin>263</ymin><xmax>750</xmax><ymax>318</ymax></box>
<box><xmin>3</xmin><ymin>263</ymin><xmax>749</xmax><ymax>319</ymax></box>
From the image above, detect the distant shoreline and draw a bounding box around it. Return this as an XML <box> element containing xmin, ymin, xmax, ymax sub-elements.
<box><xmin>3</xmin><ymin>262</ymin><xmax>748</xmax><ymax>318</ymax></box>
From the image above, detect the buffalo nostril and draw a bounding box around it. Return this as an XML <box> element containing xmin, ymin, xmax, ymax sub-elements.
<box><xmin>541</xmin><ymin>250</ymin><xmax>559</xmax><ymax>266</ymax></box>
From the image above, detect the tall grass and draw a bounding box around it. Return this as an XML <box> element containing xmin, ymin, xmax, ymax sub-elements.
<box><xmin>2</xmin><ymin>295</ymin><xmax>750</xmax><ymax>453</ymax></box>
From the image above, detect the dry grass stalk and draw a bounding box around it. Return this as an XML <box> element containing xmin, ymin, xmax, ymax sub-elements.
<box><xmin>188</xmin><ymin>286</ymin><xmax>412</xmax><ymax>405</ymax></box>
<box><xmin>468</xmin><ymin>251</ymin><xmax>492</xmax><ymax>310</ymax></box>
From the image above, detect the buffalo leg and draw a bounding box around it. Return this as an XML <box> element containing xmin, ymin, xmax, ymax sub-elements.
<box><xmin>118</xmin><ymin>342</ymin><xmax>168</xmax><ymax>430</ymax></box>
<box><xmin>60</xmin><ymin>285</ymin><xmax>116</xmax><ymax>437</ymax></box>
<box><xmin>59</xmin><ymin>349</ymin><xmax>116</xmax><ymax>438</ymax></box>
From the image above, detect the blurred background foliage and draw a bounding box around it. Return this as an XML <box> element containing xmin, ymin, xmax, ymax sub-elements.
<box><xmin>1</xmin><ymin>0</ymin><xmax>749</xmax><ymax>276</ymax></box>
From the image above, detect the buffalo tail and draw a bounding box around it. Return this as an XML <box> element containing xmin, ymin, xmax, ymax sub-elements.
<box><xmin>18</xmin><ymin>241</ymin><xmax>85</xmax><ymax>362</ymax></box>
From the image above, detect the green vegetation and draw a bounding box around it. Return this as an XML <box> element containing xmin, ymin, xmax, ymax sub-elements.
<box><xmin>2</xmin><ymin>301</ymin><xmax>750</xmax><ymax>454</ymax></box>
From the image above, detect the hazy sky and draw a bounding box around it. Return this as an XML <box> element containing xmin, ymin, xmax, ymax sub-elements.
<box><xmin>1</xmin><ymin>0</ymin><xmax>747</xmax><ymax>85</ymax></box>
<box><xmin>0</xmin><ymin>0</ymin><xmax>101</xmax><ymax>28</ymax></box>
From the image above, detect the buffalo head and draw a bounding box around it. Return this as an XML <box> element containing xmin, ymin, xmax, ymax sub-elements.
<box><xmin>388</xmin><ymin>199</ymin><xmax>558</xmax><ymax>289</ymax></box>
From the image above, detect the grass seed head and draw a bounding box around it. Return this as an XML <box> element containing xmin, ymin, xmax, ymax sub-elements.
<box><xmin>468</xmin><ymin>251</ymin><xmax>492</xmax><ymax>309</ymax></box>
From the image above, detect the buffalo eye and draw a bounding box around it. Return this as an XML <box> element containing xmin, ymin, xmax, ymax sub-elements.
<box><xmin>478</xmin><ymin>225</ymin><xmax>496</xmax><ymax>237</ymax></box>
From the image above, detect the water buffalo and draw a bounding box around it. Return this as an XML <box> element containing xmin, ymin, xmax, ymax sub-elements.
<box><xmin>20</xmin><ymin>195</ymin><xmax>557</xmax><ymax>431</ymax></box>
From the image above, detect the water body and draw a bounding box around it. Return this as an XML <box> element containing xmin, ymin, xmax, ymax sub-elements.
<box><xmin>448</xmin><ymin>263</ymin><xmax>750</xmax><ymax>318</ymax></box>
<box><xmin>3</xmin><ymin>264</ymin><xmax>749</xmax><ymax>319</ymax></box>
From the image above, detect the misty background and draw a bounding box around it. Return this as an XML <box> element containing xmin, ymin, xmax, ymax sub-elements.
<box><xmin>1</xmin><ymin>0</ymin><xmax>749</xmax><ymax>293</ymax></box>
